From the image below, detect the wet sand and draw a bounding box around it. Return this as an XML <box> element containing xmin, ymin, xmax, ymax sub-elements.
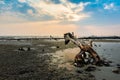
<box><xmin>0</xmin><ymin>39</ymin><xmax>120</xmax><ymax>80</ymax></box>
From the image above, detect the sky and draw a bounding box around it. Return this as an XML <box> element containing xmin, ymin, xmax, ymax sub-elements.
<box><xmin>0</xmin><ymin>0</ymin><xmax>120</xmax><ymax>37</ymax></box>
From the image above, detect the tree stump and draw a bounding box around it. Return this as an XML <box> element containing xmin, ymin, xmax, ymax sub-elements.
<box><xmin>64</xmin><ymin>33</ymin><xmax>101</xmax><ymax>67</ymax></box>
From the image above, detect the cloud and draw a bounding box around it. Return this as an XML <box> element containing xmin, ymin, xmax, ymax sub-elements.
<box><xmin>1</xmin><ymin>20</ymin><xmax>120</xmax><ymax>36</ymax></box>
<box><xmin>0</xmin><ymin>21</ymin><xmax>77</xmax><ymax>36</ymax></box>
<box><xmin>104</xmin><ymin>3</ymin><xmax>115</xmax><ymax>10</ymax></box>
<box><xmin>27</xmin><ymin>9</ymin><xmax>34</xmax><ymax>15</ymax></box>
<box><xmin>0</xmin><ymin>2</ymin><xmax>12</xmax><ymax>11</ymax></box>
<box><xmin>24</xmin><ymin>0</ymin><xmax>90</xmax><ymax>21</ymax></box>
<box><xmin>0</xmin><ymin>0</ymin><xmax>91</xmax><ymax>23</ymax></box>
<box><xmin>0</xmin><ymin>0</ymin><xmax>5</xmax><ymax>4</ymax></box>
<box><xmin>82</xmin><ymin>25</ymin><xmax>120</xmax><ymax>36</ymax></box>
<box><xmin>0</xmin><ymin>12</ymin><xmax>28</xmax><ymax>23</ymax></box>
<box><xmin>18</xmin><ymin>0</ymin><xmax>26</xmax><ymax>3</ymax></box>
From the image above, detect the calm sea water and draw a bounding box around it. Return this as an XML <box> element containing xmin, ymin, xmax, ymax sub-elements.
<box><xmin>92</xmin><ymin>42</ymin><xmax>120</xmax><ymax>80</ymax></box>
<box><xmin>93</xmin><ymin>42</ymin><xmax>120</xmax><ymax>64</ymax></box>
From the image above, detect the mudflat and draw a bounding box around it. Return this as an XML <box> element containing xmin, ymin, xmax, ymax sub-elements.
<box><xmin>0</xmin><ymin>39</ymin><xmax>120</xmax><ymax>80</ymax></box>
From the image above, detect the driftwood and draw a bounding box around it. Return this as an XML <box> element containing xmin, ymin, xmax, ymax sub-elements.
<box><xmin>64</xmin><ymin>32</ymin><xmax>101</xmax><ymax>67</ymax></box>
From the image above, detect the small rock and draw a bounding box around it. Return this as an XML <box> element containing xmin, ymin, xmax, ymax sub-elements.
<box><xmin>103</xmin><ymin>62</ymin><xmax>110</xmax><ymax>66</ymax></box>
<box><xmin>103</xmin><ymin>49</ymin><xmax>106</xmax><ymax>51</ymax></box>
<box><xmin>99</xmin><ymin>45</ymin><xmax>101</xmax><ymax>47</ymax></box>
<box><xmin>27</xmin><ymin>47</ymin><xmax>31</xmax><ymax>51</ymax></box>
<box><xmin>94</xmin><ymin>44</ymin><xmax>97</xmax><ymax>47</ymax></box>
<box><xmin>117</xmin><ymin>64</ymin><xmax>120</xmax><ymax>68</ymax></box>
<box><xmin>85</xmin><ymin>66</ymin><xmax>96</xmax><ymax>72</ymax></box>
<box><xmin>112</xmin><ymin>69</ymin><xmax>120</xmax><ymax>74</ymax></box>
<box><xmin>96</xmin><ymin>60</ymin><xmax>104</xmax><ymax>66</ymax></box>
<box><xmin>18</xmin><ymin>47</ymin><xmax>25</xmax><ymax>51</ymax></box>
<box><xmin>56</xmin><ymin>46</ymin><xmax>60</xmax><ymax>48</ymax></box>
<box><xmin>76</xmin><ymin>70</ymin><xmax>83</xmax><ymax>73</ymax></box>
<box><xmin>42</xmin><ymin>49</ymin><xmax>45</xmax><ymax>52</ymax></box>
<box><xmin>108</xmin><ymin>60</ymin><xmax>112</xmax><ymax>63</ymax></box>
<box><xmin>74</xmin><ymin>62</ymin><xmax>84</xmax><ymax>67</ymax></box>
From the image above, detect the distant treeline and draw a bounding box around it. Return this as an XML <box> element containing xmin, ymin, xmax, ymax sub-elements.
<box><xmin>0</xmin><ymin>36</ymin><xmax>120</xmax><ymax>40</ymax></box>
<box><xmin>78</xmin><ymin>36</ymin><xmax>120</xmax><ymax>39</ymax></box>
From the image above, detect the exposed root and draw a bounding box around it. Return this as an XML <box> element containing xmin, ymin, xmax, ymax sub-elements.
<box><xmin>64</xmin><ymin>32</ymin><xmax>103</xmax><ymax>67</ymax></box>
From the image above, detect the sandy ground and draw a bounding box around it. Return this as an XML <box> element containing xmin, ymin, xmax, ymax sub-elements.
<box><xmin>0</xmin><ymin>39</ymin><xmax>120</xmax><ymax>80</ymax></box>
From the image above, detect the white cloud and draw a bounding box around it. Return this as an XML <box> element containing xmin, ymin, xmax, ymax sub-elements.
<box><xmin>0</xmin><ymin>0</ymin><xmax>5</xmax><ymax>4</ymax></box>
<box><xmin>18</xmin><ymin>0</ymin><xmax>26</xmax><ymax>3</ymax></box>
<box><xmin>25</xmin><ymin>0</ymin><xmax>90</xmax><ymax>21</ymax></box>
<box><xmin>104</xmin><ymin>3</ymin><xmax>114</xmax><ymax>10</ymax></box>
<box><xmin>27</xmin><ymin>9</ymin><xmax>33</xmax><ymax>15</ymax></box>
<box><xmin>0</xmin><ymin>12</ymin><xmax>28</xmax><ymax>23</ymax></box>
<box><xmin>0</xmin><ymin>3</ymin><xmax>12</xmax><ymax>11</ymax></box>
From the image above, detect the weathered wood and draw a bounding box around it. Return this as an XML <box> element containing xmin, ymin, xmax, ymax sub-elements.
<box><xmin>64</xmin><ymin>33</ymin><xmax>101</xmax><ymax>66</ymax></box>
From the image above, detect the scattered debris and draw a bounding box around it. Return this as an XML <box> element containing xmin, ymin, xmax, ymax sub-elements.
<box><xmin>112</xmin><ymin>69</ymin><xmax>120</xmax><ymax>74</ymax></box>
<box><xmin>27</xmin><ymin>47</ymin><xmax>31</xmax><ymax>51</ymax></box>
<box><xmin>96</xmin><ymin>60</ymin><xmax>112</xmax><ymax>67</ymax></box>
<box><xmin>98</xmin><ymin>44</ymin><xmax>101</xmax><ymax>47</ymax></box>
<box><xmin>103</xmin><ymin>49</ymin><xmax>106</xmax><ymax>51</ymax></box>
<box><xmin>18</xmin><ymin>47</ymin><xmax>25</xmax><ymax>51</ymax></box>
<box><xmin>76</xmin><ymin>70</ymin><xmax>83</xmax><ymax>73</ymax></box>
<box><xmin>94</xmin><ymin>44</ymin><xmax>97</xmax><ymax>47</ymax></box>
<box><xmin>18</xmin><ymin>47</ymin><xmax>31</xmax><ymax>51</ymax></box>
<box><xmin>117</xmin><ymin>64</ymin><xmax>120</xmax><ymax>68</ymax></box>
<box><xmin>104</xmin><ymin>62</ymin><xmax>110</xmax><ymax>66</ymax></box>
<box><xmin>56</xmin><ymin>46</ymin><xmax>60</xmax><ymax>48</ymax></box>
<box><xmin>107</xmin><ymin>60</ymin><xmax>113</xmax><ymax>63</ymax></box>
<box><xmin>42</xmin><ymin>49</ymin><xmax>45</xmax><ymax>52</ymax></box>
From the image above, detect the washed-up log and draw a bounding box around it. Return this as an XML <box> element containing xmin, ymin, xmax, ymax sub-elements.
<box><xmin>64</xmin><ymin>32</ymin><xmax>101</xmax><ymax>67</ymax></box>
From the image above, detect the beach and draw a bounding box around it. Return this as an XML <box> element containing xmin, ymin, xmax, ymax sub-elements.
<box><xmin>0</xmin><ymin>39</ymin><xmax>120</xmax><ymax>80</ymax></box>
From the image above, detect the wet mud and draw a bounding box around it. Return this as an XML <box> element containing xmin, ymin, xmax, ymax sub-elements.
<box><xmin>0</xmin><ymin>40</ymin><xmax>120</xmax><ymax>80</ymax></box>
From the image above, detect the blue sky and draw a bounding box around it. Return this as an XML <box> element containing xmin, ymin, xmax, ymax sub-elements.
<box><xmin>0</xmin><ymin>0</ymin><xmax>120</xmax><ymax>36</ymax></box>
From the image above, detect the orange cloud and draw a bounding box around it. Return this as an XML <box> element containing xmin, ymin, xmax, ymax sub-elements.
<box><xmin>84</xmin><ymin>25</ymin><xmax>120</xmax><ymax>36</ymax></box>
<box><xmin>0</xmin><ymin>21</ymin><xmax>77</xmax><ymax>36</ymax></box>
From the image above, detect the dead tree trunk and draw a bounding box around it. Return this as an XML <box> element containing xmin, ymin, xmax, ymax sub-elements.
<box><xmin>64</xmin><ymin>33</ymin><xmax>101</xmax><ymax>66</ymax></box>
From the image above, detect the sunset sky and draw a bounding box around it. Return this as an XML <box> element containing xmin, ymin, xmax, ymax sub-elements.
<box><xmin>0</xmin><ymin>0</ymin><xmax>120</xmax><ymax>36</ymax></box>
